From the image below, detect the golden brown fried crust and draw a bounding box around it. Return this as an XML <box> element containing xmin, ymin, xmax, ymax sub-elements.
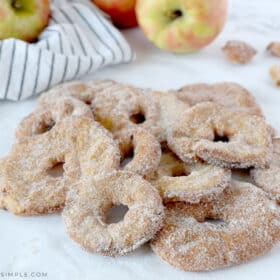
<box><xmin>16</xmin><ymin>97</ymin><xmax>93</xmax><ymax>140</ymax></box>
<box><xmin>168</xmin><ymin>102</ymin><xmax>272</xmax><ymax>169</ymax></box>
<box><xmin>0</xmin><ymin>80</ymin><xmax>278</xmax><ymax>272</ymax></box>
<box><xmin>116</xmin><ymin>127</ymin><xmax>161</xmax><ymax>178</ymax></box>
<box><xmin>149</xmin><ymin>146</ymin><xmax>231</xmax><ymax>204</ymax></box>
<box><xmin>63</xmin><ymin>171</ymin><xmax>164</xmax><ymax>257</ymax></box>
<box><xmin>175</xmin><ymin>82</ymin><xmax>263</xmax><ymax>116</ymax></box>
<box><xmin>92</xmin><ymin>83</ymin><xmax>162</xmax><ymax>140</ymax></box>
<box><xmin>151</xmin><ymin>181</ymin><xmax>280</xmax><ymax>271</ymax></box>
<box><xmin>1</xmin><ymin>117</ymin><xmax>120</xmax><ymax>215</ymax></box>
<box><xmin>38</xmin><ymin>80</ymin><xmax>116</xmax><ymax>106</ymax></box>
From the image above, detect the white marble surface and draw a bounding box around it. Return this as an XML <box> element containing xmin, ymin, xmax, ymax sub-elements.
<box><xmin>1</xmin><ymin>1</ymin><xmax>280</xmax><ymax>279</ymax></box>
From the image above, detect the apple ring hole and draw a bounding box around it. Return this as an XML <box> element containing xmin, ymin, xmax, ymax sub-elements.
<box><xmin>160</xmin><ymin>141</ymin><xmax>171</xmax><ymax>153</ymax></box>
<box><xmin>232</xmin><ymin>168</ymin><xmax>252</xmax><ymax>183</ymax></box>
<box><xmin>46</xmin><ymin>161</ymin><xmax>65</xmax><ymax>178</ymax></box>
<box><xmin>105</xmin><ymin>204</ymin><xmax>129</xmax><ymax>224</ymax></box>
<box><xmin>129</xmin><ymin>110</ymin><xmax>146</xmax><ymax>124</ymax></box>
<box><xmin>171</xmin><ymin>166</ymin><xmax>190</xmax><ymax>177</ymax></box>
<box><xmin>120</xmin><ymin>145</ymin><xmax>134</xmax><ymax>168</ymax></box>
<box><xmin>160</xmin><ymin>142</ymin><xmax>189</xmax><ymax>177</ymax></box>
<box><xmin>213</xmin><ymin>132</ymin><xmax>229</xmax><ymax>143</ymax></box>
<box><xmin>84</xmin><ymin>99</ymin><xmax>92</xmax><ymax>105</ymax></box>
<box><xmin>202</xmin><ymin>218</ymin><xmax>226</xmax><ymax>226</ymax></box>
<box><xmin>38</xmin><ymin>119</ymin><xmax>56</xmax><ymax>134</ymax></box>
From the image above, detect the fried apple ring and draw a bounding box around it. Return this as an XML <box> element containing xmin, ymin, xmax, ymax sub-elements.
<box><xmin>149</xmin><ymin>144</ymin><xmax>231</xmax><ymax>203</ymax></box>
<box><xmin>38</xmin><ymin>80</ymin><xmax>116</xmax><ymax>106</ymax></box>
<box><xmin>251</xmin><ymin>138</ymin><xmax>280</xmax><ymax>203</ymax></box>
<box><xmin>1</xmin><ymin>117</ymin><xmax>120</xmax><ymax>215</ymax></box>
<box><xmin>92</xmin><ymin>82</ymin><xmax>162</xmax><ymax>140</ymax></box>
<box><xmin>168</xmin><ymin>102</ymin><xmax>272</xmax><ymax>169</ymax></box>
<box><xmin>151</xmin><ymin>181</ymin><xmax>280</xmax><ymax>271</ymax></box>
<box><xmin>175</xmin><ymin>82</ymin><xmax>263</xmax><ymax>116</ymax></box>
<box><xmin>63</xmin><ymin>171</ymin><xmax>164</xmax><ymax>257</ymax></box>
<box><xmin>117</xmin><ymin>128</ymin><xmax>161</xmax><ymax>178</ymax></box>
<box><xmin>16</xmin><ymin>97</ymin><xmax>93</xmax><ymax>139</ymax></box>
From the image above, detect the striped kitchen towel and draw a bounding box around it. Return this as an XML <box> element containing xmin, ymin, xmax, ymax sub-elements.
<box><xmin>0</xmin><ymin>0</ymin><xmax>134</xmax><ymax>101</ymax></box>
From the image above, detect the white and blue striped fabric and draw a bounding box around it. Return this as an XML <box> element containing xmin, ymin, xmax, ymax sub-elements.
<box><xmin>0</xmin><ymin>0</ymin><xmax>134</xmax><ymax>101</ymax></box>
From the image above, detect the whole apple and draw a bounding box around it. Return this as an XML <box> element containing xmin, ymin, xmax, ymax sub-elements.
<box><xmin>0</xmin><ymin>0</ymin><xmax>50</xmax><ymax>42</ymax></box>
<box><xmin>136</xmin><ymin>0</ymin><xmax>228</xmax><ymax>53</ymax></box>
<box><xmin>92</xmin><ymin>0</ymin><xmax>137</xmax><ymax>29</ymax></box>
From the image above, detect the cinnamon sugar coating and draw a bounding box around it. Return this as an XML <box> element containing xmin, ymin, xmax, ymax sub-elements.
<box><xmin>175</xmin><ymin>82</ymin><xmax>263</xmax><ymax>116</ymax></box>
<box><xmin>151</xmin><ymin>181</ymin><xmax>280</xmax><ymax>271</ymax></box>
<box><xmin>149</xmin><ymin>144</ymin><xmax>231</xmax><ymax>204</ymax></box>
<box><xmin>251</xmin><ymin>138</ymin><xmax>280</xmax><ymax>203</ymax></box>
<box><xmin>1</xmin><ymin>79</ymin><xmax>279</xmax><ymax>270</ymax></box>
<box><xmin>16</xmin><ymin>97</ymin><xmax>93</xmax><ymax>139</ymax></box>
<box><xmin>92</xmin><ymin>83</ymin><xmax>162</xmax><ymax>140</ymax></box>
<box><xmin>38</xmin><ymin>80</ymin><xmax>115</xmax><ymax>106</ymax></box>
<box><xmin>0</xmin><ymin>117</ymin><xmax>120</xmax><ymax>215</ymax></box>
<box><xmin>222</xmin><ymin>40</ymin><xmax>257</xmax><ymax>64</ymax></box>
<box><xmin>151</xmin><ymin>91</ymin><xmax>191</xmax><ymax>142</ymax></box>
<box><xmin>38</xmin><ymin>80</ymin><xmax>163</xmax><ymax>139</ymax></box>
<box><xmin>168</xmin><ymin>102</ymin><xmax>272</xmax><ymax>169</ymax></box>
<box><xmin>63</xmin><ymin>171</ymin><xmax>164</xmax><ymax>257</ymax></box>
<box><xmin>116</xmin><ymin>128</ymin><xmax>161</xmax><ymax>178</ymax></box>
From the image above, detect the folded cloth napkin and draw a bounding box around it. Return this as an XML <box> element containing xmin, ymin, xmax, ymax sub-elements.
<box><xmin>0</xmin><ymin>0</ymin><xmax>134</xmax><ymax>101</ymax></box>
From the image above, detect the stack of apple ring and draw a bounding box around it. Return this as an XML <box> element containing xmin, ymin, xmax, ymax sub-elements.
<box><xmin>1</xmin><ymin>80</ymin><xmax>280</xmax><ymax>271</ymax></box>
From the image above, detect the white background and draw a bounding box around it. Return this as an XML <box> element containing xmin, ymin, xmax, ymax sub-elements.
<box><xmin>1</xmin><ymin>1</ymin><xmax>280</xmax><ymax>279</ymax></box>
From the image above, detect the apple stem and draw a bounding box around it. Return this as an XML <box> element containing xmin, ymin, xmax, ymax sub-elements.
<box><xmin>11</xmin><ymin>0</ymin><xmax>21</xmax><ymax>10</ymax></box>
<box><xmin>167</xmin><ymin>10</ymin><xmax>183</xmax><ymax>21</ymax></box>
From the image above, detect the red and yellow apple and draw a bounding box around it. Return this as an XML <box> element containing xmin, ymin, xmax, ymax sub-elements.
<box><xmin>136</xmin><ymin>0</ymin><xmax>228</xmax><ymax>53</ymax></box>
<box><xmin>92</xmin><ymin>0</ymin><xmax>137</xmax><ymax>29</ymax></box>
<box><xmin>0</xmin><ymin>0</ymin><xmax>50</xmax><ymax>42</ymax></box>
